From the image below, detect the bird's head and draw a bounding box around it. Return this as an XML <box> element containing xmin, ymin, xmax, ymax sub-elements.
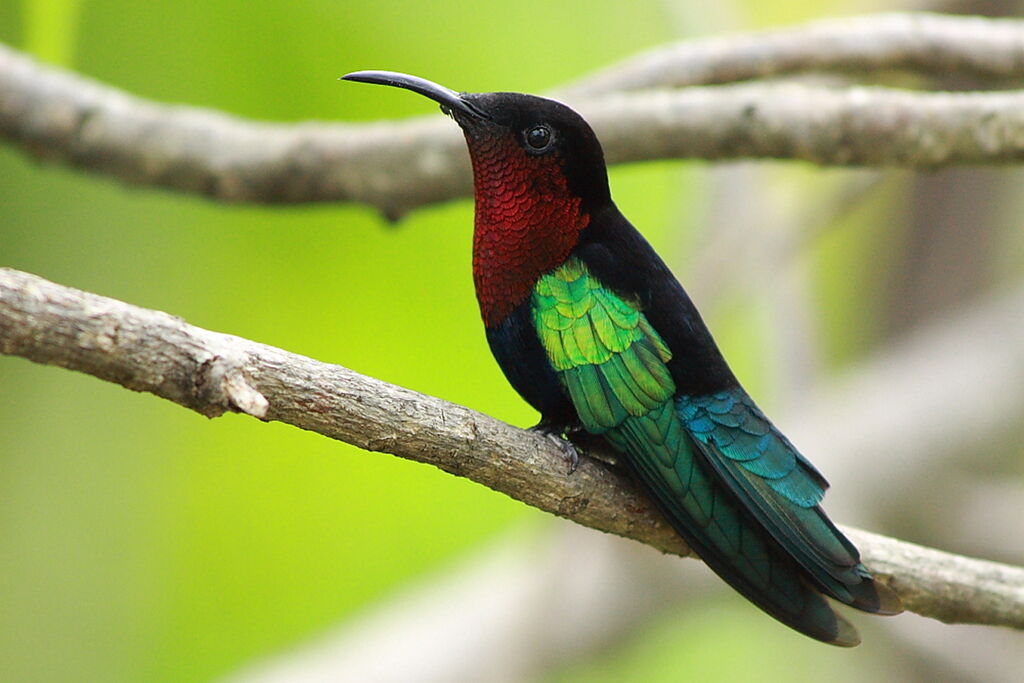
<box><xmin>341</xmin><ymin>70</ymin><xmax>612</xmax><ymax>215</ymax></box>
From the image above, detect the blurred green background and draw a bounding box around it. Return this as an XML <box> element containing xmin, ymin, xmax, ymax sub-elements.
<box><xmin>3</xmin><ymin>1</ymin><xmax>1020</xmax><ymax>681</ymax></box>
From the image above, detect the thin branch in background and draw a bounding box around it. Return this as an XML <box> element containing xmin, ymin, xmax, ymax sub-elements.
<box><xmin>223</xmin><ymin>524</ymin><xmax>720</xmax><ymax>683</ymax></box>
<box><xmin>2</xmin><ymin>267</ymin><xmax>1023</xmax><ymax>630</ymax></box>
<box><xmin>5</xmin><ymin>15</ymin><xmax>1024</xmax><ymax>216</ymax></box>
<box><xmin>561</xmin><ymin>12</ymin><xmax>1024</xmax><ymax>97</ymax></box>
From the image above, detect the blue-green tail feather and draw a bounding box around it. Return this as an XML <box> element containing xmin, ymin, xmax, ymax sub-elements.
<box><xmin>606</xmin><ymin>400</ymin><xmax>868</xmax><ymax>646</ymax></box>
<box><xmin>678</xmin><ymin>389</ymin><xmax>901</xmax><ymax>616</ymax></box>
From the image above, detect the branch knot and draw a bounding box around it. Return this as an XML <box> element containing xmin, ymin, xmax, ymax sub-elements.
<box><xmin>194</xmin><ymin>351</ymin><xmax>269</xmax><ymax>418</ymax></box>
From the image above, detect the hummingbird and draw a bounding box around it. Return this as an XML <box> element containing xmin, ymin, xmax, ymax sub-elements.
<box><xmin>341</xmin><ymin>70</ymin><xmax>902</xmax><ymax>646</ymax></box>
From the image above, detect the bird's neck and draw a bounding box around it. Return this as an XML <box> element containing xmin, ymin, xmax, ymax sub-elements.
<box><xmin>467</xmin><ymin>136</ymin><xmax>590</xmax><ymax>328</ymax></box>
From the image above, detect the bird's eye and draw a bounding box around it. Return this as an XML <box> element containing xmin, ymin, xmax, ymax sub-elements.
<box><xmin>525</xmin><ymin>125</ymin><xmax>553</xmax><ymax>151</ymax></box>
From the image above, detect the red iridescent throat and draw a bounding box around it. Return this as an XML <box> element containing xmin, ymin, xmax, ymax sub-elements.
<box><xmin>467</xmin><ymin>132</ymin><xmax>590</xmax><ymax>328</ymax></box>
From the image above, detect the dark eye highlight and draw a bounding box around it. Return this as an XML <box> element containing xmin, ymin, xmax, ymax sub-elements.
<box><xmin>525</xmin><ymin>125</ymin><xmax>553</xmax><ymax>151</ymax></box>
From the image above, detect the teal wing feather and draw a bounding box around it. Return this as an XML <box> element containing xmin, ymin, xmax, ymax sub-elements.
<box><xmin>531</xmin><ymin>259</ymin><xmax>897</xmax><ymax>646</ymax></box>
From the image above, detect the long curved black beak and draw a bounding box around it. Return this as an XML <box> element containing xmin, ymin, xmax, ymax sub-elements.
<box><xmin>341</xmin><ymin>70</ymin><xmax>489</xmax><ymax>121</ymax></box>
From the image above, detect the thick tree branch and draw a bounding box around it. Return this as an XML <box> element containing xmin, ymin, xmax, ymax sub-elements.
<box><xmin>561</xmin><ymin>12</ymin><xmax>1024</xmax><ymax>97</ymax></box>
<box><xmin>6</xmin><ymin>14</ymin><xmax>1024</xmax><ymax>216</ymax></box>
<box><xmin>225</xmin><ymin>272</ymin><xmax>1024</xmax><ymax>683</ymax></box>
<box><xmin>3</xmin><ymin>267</ymin><xmax>1023</xmax><ymax>630</ymax></box>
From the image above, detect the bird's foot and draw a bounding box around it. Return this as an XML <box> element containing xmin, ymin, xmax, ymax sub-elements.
<box><xmin>529</xmin><ymin>420</ymin><xmax>583</xmax><ymax>474</ymax></box>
